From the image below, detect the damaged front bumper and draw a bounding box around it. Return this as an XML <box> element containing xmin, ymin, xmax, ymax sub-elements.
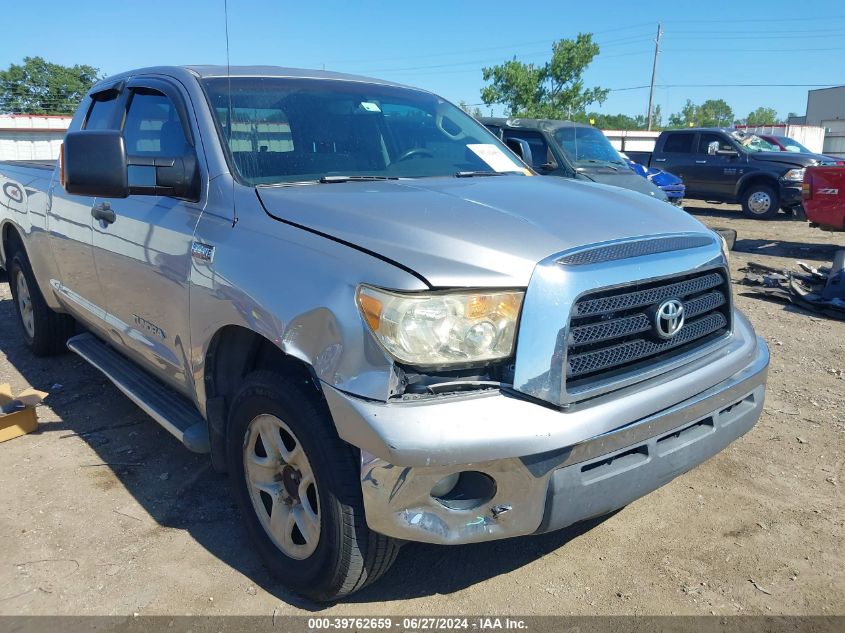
<box><xmin>323</xmin><ymin>314</ymin><xmax>769</xmax><ymax>545</ymax></box>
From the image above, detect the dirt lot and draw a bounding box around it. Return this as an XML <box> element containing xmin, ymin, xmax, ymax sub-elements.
<box><xmin>0</xmin><ymin>202</ymin><xmax>843</xmax><ymax>617</ymax></box>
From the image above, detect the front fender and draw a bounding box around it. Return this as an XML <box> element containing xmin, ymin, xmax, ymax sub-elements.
<box><xmin>188</xmin><ymin>183</ymin><xmax>427</xmax><ymax>413</ymax></box>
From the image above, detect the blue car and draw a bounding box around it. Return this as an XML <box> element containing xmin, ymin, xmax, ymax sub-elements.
<box><xmin>622</xmin><ymin>153</ymin><xmax>685</xmax><ymax>207</ymax></box>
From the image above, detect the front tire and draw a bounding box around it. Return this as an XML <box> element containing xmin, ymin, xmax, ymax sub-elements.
<box><xmin>741</xmin><ymin>184</ymin><xmax>779</xmax><ymax>219</ymax></box>
<box><xmin>226</xmin><ymin>371</ymin><xmax>399</xmax><ymax>601</ymax></box>
<box><xmin>8</xmin><ymin>250</ymin><xmax>75</xmax><ymax>356</ymax></box>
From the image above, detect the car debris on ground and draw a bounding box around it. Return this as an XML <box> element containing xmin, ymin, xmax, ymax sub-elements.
<box><xmin>739</xmin><ymin>250</ymin><xmax>845</xmax><ymax>321</ymax></box>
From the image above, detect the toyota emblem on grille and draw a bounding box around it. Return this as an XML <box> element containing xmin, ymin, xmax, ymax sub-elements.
<box><xmin>654</xmin><ymin>298</ymin><xmax>685</xmax><ymax>339</ymax></box>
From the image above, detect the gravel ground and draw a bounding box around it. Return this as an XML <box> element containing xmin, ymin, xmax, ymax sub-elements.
<box><xmin>0</xmin><ymin>202</ymin><xmax>843</xmax><ymax>617</ymax></box>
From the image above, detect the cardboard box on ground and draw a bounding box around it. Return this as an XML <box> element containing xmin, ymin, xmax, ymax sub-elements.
<box><xmin>0</xmin><ymin>384</ymin><xmax>48</xmax><ymax>442</ymax></box>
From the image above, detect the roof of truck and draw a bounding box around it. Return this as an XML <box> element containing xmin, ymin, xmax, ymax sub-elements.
<box><xmin>479</xmin><ymin>117</ymin><xmax>594</xmax><ymax>131</ymax></box>
<box><xmin>91</xmin><ymin>65</ymin><xmax>415</xmax><ymax>91</ymax></box>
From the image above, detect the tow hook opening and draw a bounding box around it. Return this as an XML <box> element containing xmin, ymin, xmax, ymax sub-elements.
<box><xmin>430</xmin><ymin>471</ymin><xmax>497</xmax><ymax>511</ymax></box>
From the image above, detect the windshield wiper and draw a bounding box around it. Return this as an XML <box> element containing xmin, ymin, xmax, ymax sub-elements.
<box><xmin>454</xmin><ymin>171</ymin><xmax>509</xmax><ymax>177</ymax></box>
<box><xmin>318</xmin><ymin>175</ymin><xmax>399</xmax><ymax>183</ymax></box>
<box><xmin>578</xmin><ymin>159</ymin><xmax>620</xmax><ymax>171</ymax></box>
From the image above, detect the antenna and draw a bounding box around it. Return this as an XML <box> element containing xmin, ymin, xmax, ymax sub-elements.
<box><xmin>224</xmin><ymin>0</ymin><xmax>238</xmax><ymax>227</ymax></box>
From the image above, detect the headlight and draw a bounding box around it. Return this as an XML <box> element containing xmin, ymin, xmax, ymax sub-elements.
<box><xmin>357</xmin><ymin>286</ymin><xmax>524</xmax><ymax>366</ymax></box>
<box><xmin>783</xmin><ymin>168</ymin><xmax>805</xmax><ymax>182</ymax></box>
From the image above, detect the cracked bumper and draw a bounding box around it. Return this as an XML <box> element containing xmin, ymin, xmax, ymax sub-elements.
<box><xmin>324</xmin><ymin>324</ymin><xmax>768</xmax><ymax>545</ymax></box>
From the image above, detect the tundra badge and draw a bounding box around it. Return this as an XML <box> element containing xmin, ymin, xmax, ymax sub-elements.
<box><xmin>191</xmin><ymin>241</ymin><xmax>215</xmax><ymax>263</ymax></box>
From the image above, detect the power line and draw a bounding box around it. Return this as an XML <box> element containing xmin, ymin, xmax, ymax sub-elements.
<box><xmin>610</xmin><ymin>83</ymin><xmax>835</xmax><ymax>92</ymax></box>
<box><xmin>663</xmin><ymin>15</ymin><xmax>845</xmax><ymax>23</ymax></box>
<box><xmin>664</xmin><ymin>46</ymin><xmax>845</xmax><ymax>53</ymax></box>
<box><xmin>308</xmin><ymin>30</ymin><xmax>654</xmax><ymax>70</ymax></box>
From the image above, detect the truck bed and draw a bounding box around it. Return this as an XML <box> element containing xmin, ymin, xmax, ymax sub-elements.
<box><xmin>0</xmin><ymin>159</ymin><xmax>56</xmax><ymax>171</ymax></box>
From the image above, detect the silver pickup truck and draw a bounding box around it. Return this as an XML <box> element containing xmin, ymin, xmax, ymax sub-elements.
<box><xmin>0</xmin><ymin>66</ymin><xmax>768</xmax><ymax>601</ymax></box>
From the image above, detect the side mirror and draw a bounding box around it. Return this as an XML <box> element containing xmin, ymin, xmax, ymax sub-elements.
<box><xmin>62</xmin><ymin>130</ymin><xmax>199</xmax><ymax>201</ymax></box>
<box><xmin>127</xmin><ymin>154</ymin><xmax>200</xmax><ymax>200</ymax></box>
<box><xmin>505</xmin><ymin>137</ymin><xmax>533</xmax><ymax>167</ymax></box>
<box><xmin>63</xmin><ymin>130</ymin><xmax>128</xmax><ymax>197</ymax></box>
<box><xmin>707</xmin><ymin>141</ymin><xmax>719</xmax><ymax>156</ymax></box>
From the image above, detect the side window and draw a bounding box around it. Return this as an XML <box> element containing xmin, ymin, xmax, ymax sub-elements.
<box><xmin>662</xmin><ymin>133</ymin><xmax>694</xmax><ymax>154</ymax></box>
<box><xmin>123</xmin><ymin>90</ymin><xmax>189</xmax><ymax>157</ymax></box>
<box><xmin>503</xmin><ymin>130</ymin><xmax>551</xmax><ymax>169</ymax></box>
<box><xmin>84</xmin><ymin>93</ymin><xmax>119</xmax><ymax>130</ymax></box>
<box><xmin>696</xmin><ymin>133</ymin><xmax>733</xmax><ymax>154</ymax></box>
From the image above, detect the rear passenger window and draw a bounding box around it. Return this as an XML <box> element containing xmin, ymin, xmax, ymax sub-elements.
<box><xmin>84</xmin><ymin>93</ymin><xmax>119</xmax><ymax>130</ymax></box>
<box><xmin>123</xmin><ymin>91</ymin><xmax>189</xmax><ymax>157</ymax></box>
<box><xmin>662</xmin><ymin>133</ymin><xmax>694</xmax><ymax>153</ymax></box>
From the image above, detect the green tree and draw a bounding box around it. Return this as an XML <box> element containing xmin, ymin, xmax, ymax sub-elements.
<box><xmin>458</xmin><ymin>100</ymin><xmax>483</xmax><ymax>118</ymax></box>
<box><xmin>699</xmin><ymin>99</ymin><xmax>734</xmax><ymax>127</ymax></box>
<box><xmin>481</xmin><ymin>33</ymin><xmax>609</xmax><ymax>119</ymax></box>
<box><xmin>746</xmin><ymin>106</ymin><xmax>780</xmax><ymax>126</ymax></box>
<box><xmin>668</xmin><ymin>99</ymin><xmax>733</xmax><ymax>128</ymax></box>
<box><xmin>0</xmin><ymin>57</ymin><xmax>101</xmax><ymax>114</ymax></box>
<box><xmin>668</xmin><ymin>99</ymin><xmax>698</xmax><ymax>128</ymax></box>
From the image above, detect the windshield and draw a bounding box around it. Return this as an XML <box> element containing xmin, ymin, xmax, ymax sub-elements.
<box><xmin>729</xmin><ymin>131</ymin><xmax>778</xmax><ymax>153</ymax></box>
<box><xmin>202</xmin><ymin>77</ymin><xmax>525</xmax><ymax>185</ymax></box>
<box><xmin>552</xmin><ymin>126</ymin><xmax>626</xmax><ymax>168</ymax></box>
<box><xmin>773</xmin><ymin>136</ymin><xmax>812</xmax><ymax>153</ymax></box>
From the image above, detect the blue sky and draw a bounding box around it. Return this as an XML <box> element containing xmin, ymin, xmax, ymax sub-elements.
<box><xmin>2</xmin><ymin>0</ymin><xmax>844</xmax><ymax>121</ymax></box>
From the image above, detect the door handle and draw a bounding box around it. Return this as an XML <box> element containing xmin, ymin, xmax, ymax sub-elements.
<box><xmin>695</xmin><ymin>160</ymin><xmax>707</xmax><ymax>164</ymax></box>
<box><xmin>654</xmin><ymin>158</ymin><xmax>667</xmax><ymax>162</ymax></box>
<box><xmin>92</xmin><ymin>202</ymin><xmax>116</xmax><ymax>224</ymax></box>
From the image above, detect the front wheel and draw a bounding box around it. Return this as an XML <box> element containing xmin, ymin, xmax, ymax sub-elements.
<box><xmin>741</xmin><ymin>184</ymin><xmax>779</xmax><ymax>219</ymax></box>
<box><xmin>226</xmin><ymin>371</ymin><xmax>399</xmax><ymax>601</ymax></box>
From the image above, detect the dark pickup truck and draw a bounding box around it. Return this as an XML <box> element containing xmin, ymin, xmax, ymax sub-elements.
<box><xmin>628</xmin><ymin>128</ymin><xmax>826</xmax><ymax>219</ymax></box>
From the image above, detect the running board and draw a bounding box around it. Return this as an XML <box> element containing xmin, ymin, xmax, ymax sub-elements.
<box><xmin>67</xmin><ymin>333</ymin><xmax>210</xmax><ymax>453</ymax></box>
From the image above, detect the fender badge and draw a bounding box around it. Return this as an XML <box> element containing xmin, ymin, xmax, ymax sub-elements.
<box><xmin>191</xmin><ymin>241</ymin><xmax>215</xmax><ymax>263</ymax></box>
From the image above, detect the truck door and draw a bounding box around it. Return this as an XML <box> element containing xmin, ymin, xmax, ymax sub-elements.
<box><xmin>91</xmin><ymin>78</ymin><xmax>205</xmax><ymax>395</ymax></box>
<box><xmin>46</xmin><ymin>88</ymin><xmax>120</xmax><ymax>330</ymax></box>
<box><xmin>690</xmin><ymin>132</ymin><xmax>743</xmax><ymax>198</ymax></box>
<box><xmin>652</xmin><ymin>132</ymin><xmax>698</xmax><ymax>192</ymax></box>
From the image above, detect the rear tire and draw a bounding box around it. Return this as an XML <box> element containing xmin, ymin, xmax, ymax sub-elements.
<box><xmin>741</xmin><ymin>184</ymin><xmax>779</xmax><ymax>219</ymax></box>
<box><xmin>8</xmin><ymin>250</ymin><xmax>75</xmax><ymax>356</ymax></box>
<box><xmin>226</xmin><ymin>370</ymin><xmax>399</xmax><ymax>601</ymax></box>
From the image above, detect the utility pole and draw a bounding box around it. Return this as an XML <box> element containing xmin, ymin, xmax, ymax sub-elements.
<box><xmin>647</xmin><ymin>23</ymin><xmax>663</xmax><ymax>131</ymax></box>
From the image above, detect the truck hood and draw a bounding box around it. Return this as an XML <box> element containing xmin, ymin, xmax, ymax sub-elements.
<box><xmin>751</xmin><ymin>151</ymin><xmax>819</xmax><ymax>167</ymax></box>
<box><xmin>576</xmin><ymin>168</ymin><xmax>668</xmax><ymax>201</ymax></box>
<box><xmin>256</xmin><ymin>175</ymin><xmax>711</xmax><ymax>288</ymax></box>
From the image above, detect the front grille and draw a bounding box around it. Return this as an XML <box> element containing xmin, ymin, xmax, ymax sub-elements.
<box><xmin>566</xmin><ymin>269</ymin><xmax>731</xmax><ymax>392</ymax></box>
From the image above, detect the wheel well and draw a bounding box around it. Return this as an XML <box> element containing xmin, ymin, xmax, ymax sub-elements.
<box><xmin>1</xmin><ymin>222</ymin><xmax>24</xmax><ymax>269</ymax></box>
<box><xmin>204</xmin><ymin>325</ymin><xmax>320</xmax><ymax>403</ymax></box>
<box><xmin>203</xmin><ymin>325</ymin><xmax>323</xmax><ymax>471</ymax></box>
<box><xmin>737</xmin><ymin>175</ymin><xmax>777</xmax><ymax>199</ymax></box>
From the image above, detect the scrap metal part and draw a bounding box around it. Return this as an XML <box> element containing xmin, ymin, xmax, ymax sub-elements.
<box><xmin>739</xmin><ymin>251</ymin><xmax>845</xmax><ymax>321</ymax></box>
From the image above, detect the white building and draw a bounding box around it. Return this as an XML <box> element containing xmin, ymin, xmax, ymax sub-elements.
<box><xmin>0</xmin><ymin>114</ymin><xmax>71</xmax><ymax>161</ymax></box>
<box><xmin>804</xmin><ymin>86</ymin><xmax>845</xmax><ymax>157</ymax></box>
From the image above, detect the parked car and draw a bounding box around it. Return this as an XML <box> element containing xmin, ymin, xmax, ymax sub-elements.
<box><xmin>480</xmin><ymin>117</ymin><xmax>670</xmax><ymax>202</ymax></box>
<box><xmin>758</xmin><ymin>134</ymin><xmax>845</xmax><ymax>165</ymax></box>
<box><xmin>803</xmin><ymin>165</ymin><xmax>845</xmax><ymax>231</ymax></box>
<box><xmin>621</xmin><ymin>152</ymin><xmax>686</xmax><ymax>206</ymax></box>
<box><xmin>628</xmin><ymin>128</ymin><xmax>826</xmax><ymax>219</ymax></box>
<box><xmin>0</xmin><ymin>65</ymin><xmax>769</xmax><ymax>601</ymax></box>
